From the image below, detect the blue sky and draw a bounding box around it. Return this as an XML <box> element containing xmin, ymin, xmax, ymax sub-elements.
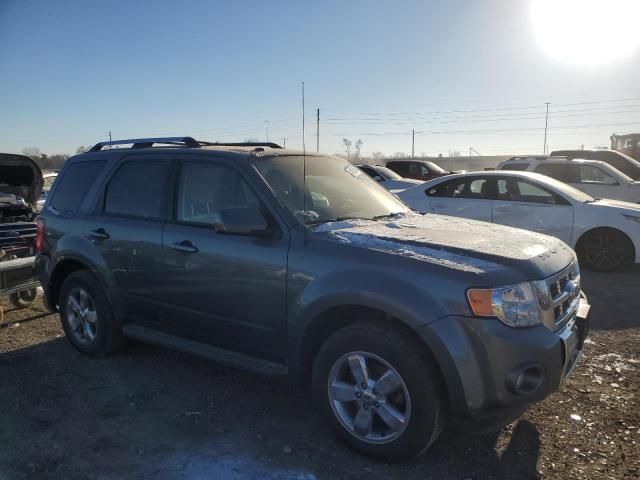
<box><xmin>1</xmin><ymin>0</ymin><xmax>639</xmax><ymax>157</ymax></box>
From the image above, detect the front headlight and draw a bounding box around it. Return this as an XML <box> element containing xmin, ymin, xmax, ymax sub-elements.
<box><xmin>467</xmin><ymin>282</ymin><xmax>542</xmax><ymax>328</ymax></box>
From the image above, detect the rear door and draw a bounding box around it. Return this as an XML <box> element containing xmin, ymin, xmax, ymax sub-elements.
<box><xmin>83</xmin><ymin>154</ymin><xmax>172</xmax><ymax>322</ymax></box>
<box><xmin>424</xmin><ymin>175</ymin><xmax>494</xmax><ymax>221</ymax></box>
<box><xmin>491</xmin><ymin>176</ymin><xmax>573</xmax><ymax>243</ymax></box>
<box><xmin>157</xmin><ymin>157</ymin><xmax>289</xmax><ymax>355</ymax></box>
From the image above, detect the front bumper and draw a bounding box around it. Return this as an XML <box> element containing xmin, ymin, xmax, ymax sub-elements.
<box><xmin>0</xmin><ymin>255</ymin><xmax>39</xmax><ymax>295</ymax></box>
<box><xmin>418</xmin><ymin>295</ymin><xmax>590</xmax><ymax>432</ymax></box>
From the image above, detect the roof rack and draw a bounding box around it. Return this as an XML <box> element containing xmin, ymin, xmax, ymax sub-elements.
<box><xmin>507</xmin><ymin>155</ymin><xmax>570</xmax><ymax>161</ymax></box>
<box><xmin>89</xmin><ymin>137</ymin><xmax>283</xmax><ymax>152</ymax></box>
<box><xmin>199</xmin><ymin>141</ymin><xmax>283</xmax><ymax>149</ymax></box>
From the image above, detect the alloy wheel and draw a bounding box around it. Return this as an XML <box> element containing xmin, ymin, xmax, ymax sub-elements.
<box><xmin>584</xmin><ymin>231</ymin><xmax>626</xmax><ymax>270</ymax></box>
<box><xmin>66</xmin><ymin>287</ymin><xmax>98</xmax><ymax>345</ymax></box>
<box><xmin>327</xmin><ymin>351</ymin><xmax>411</xmax><ymax>444</ymax></box>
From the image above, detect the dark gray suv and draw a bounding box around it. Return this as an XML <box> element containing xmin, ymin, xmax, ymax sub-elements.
<box><xmin>35</xmin><ymin>137</ymin><xmax>590</xmax><ymax>460</ymax></box>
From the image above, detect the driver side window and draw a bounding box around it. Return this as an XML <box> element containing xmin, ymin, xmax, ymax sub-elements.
<box><xmin>176</xmin><ymin>162</ymin><xmax>259</xmax><ymax>226</ymax></box>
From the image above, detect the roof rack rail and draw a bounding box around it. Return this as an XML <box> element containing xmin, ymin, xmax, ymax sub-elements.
<box><xmin>199</xmin><ymin>141</ymin><xmax>283</xmax><ymax>149</ymax></box>
<box><xmin>88</xmin><ymin>137</ymin><xmax>284</xmax><ymax>152</ymax></box>
<box><xmin>89</xmin><ymin>136</ymin><xmax>200</xmax><ymax>152</ymax></box>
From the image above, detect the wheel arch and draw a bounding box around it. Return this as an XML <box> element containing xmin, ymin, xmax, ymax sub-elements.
<box><xmin>293</xmin><ymin>304</ymin><xmax>450</xmax><ymax>405</ymax></box>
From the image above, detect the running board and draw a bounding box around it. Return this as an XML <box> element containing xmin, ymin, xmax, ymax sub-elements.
<box><xmin>122</xmin><ymin>325</ymin><xmax>288</xmax><ymax>377</ymax></box>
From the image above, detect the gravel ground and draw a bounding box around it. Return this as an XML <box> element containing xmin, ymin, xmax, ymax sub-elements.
<box><xmin>0</xmin><ymin>268</ymin><xmax>638</xmax><ymax>480</ymax></box>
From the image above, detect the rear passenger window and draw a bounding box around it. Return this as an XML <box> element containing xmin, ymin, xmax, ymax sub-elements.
<box><xmin>176</xmin><ymin>162</ymin><xmax>259</xmax><ymax>226</ymax></box>
<box><xmin>500</xmin><ymin>163</ymin><xmax>529</xmax><ymax>171</ymax></box>
<box><xmin>427</xmin><ymin>177</ymin><xmax>489</xmax><ymax>199</ymax></box>
<box><xmin>104</xmin><ymin>160</ymin><xmax>169</xmax><ymax>220</ymax></box>
<box><xmin>534</xmin><ymin>163</ymin><xmax>579</xmax><ymax>183</ymax></box>
<box><xmin>50</xmin><ymin>160</ymin><xmax>106</xmax><ymax>214</ymax></box>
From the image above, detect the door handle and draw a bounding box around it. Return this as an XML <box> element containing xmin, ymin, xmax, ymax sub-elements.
<box><xmin>170</xmin><ymin>240</ymin><xmax>199</xmax><ymax>254</ymax></box>
<box><xmin>495</xmin><ymin>206</ymin><xmax>513</xmax><ymax>213</ymax></box>
<box><xmin>432</xmin><ymin>203</ymin><xmax>447</xmax><ymax>209</ymax></box>
<box><xmin>88</xmin><ymin>228</ymin><xmax>110</xmax><ymax>241</ymax></box>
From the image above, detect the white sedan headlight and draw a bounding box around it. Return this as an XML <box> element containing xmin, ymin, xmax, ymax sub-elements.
<box><xmin>467</xmin><ymin>282</ymin><xmax>543</xmax><ymax>328</ymax></box>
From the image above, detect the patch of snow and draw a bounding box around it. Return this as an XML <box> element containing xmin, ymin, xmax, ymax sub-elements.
<box><xmin>312</xmin><ymin>212</ymin><xmax>565</xmax><ymax>273</ymax></box>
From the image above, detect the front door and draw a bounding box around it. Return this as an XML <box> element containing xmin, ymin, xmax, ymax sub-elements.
<box><xmin>83</xmin><ymin>155</ymin><xmax>172</xmax><ymax>322</ymax></box>
<box><xmin>158</xmin><ymin>158</ymin><xmax>289</xmax><ymax>356</ymax></box>
<box><xmin>492</xmin><ymin>176</ymin><xmax>574</xmax><ymax>244</ymax></box>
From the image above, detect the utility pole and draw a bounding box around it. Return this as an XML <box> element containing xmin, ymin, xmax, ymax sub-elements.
<box><xmin>265</xmin><ymin>121</ymin><xmax>269</xmax><ymax>142</ymax></box>
<box><xmin>543</xmin><ymin>102</ymin><xmax>550</xmax><ymax>155</ymax></box>
<box><xmin>411</xmin><ymin>129</ymin><xmax>415</xmax><ymax>158</ymax></box>
<box><xmin>283</xmin><ymin>138</ymin><xmax>286</xmax><ymax>148</ymax></box>
<box><xmin>316</xmin><ymin>108</ymin><xmax>320</xmax><ymax>152</ymax></box>
<box><xmin>108</xmin><ymin>131</ymin><xmax>112</xmax><ymax>149</ymax></box>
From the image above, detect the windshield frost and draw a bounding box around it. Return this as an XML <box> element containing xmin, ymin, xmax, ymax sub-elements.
<box><xmin>253</xmin><ymin>155</ymin><xmax>409</xmax><ymax>224</ymax></box>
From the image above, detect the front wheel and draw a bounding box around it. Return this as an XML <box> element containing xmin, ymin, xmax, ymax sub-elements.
<box><xmin>312</xmin><ymin>322</ymin><xmax>447</xmax><ymax>461</ymax></box>
<box><xmin>578</xmin><ymin>229</ymin><xmax>634</xmax><ymax>272</ymax></box>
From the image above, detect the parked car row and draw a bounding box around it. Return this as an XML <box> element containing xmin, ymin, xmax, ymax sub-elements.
<box><xmin>33</xmin><ymin>137</ymin><xmax>590</xmax><ymax>461</ymax></box>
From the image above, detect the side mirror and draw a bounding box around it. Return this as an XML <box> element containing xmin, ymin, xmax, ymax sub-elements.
<box><xmin>215</xmin><ymin>206</ymin><xmax>272</xmax><ymax>236</ymax></box>
<box><xmin>373</xmin><ymin>175</ymin><xmax>384</xmax><ymax>182</ymax></box>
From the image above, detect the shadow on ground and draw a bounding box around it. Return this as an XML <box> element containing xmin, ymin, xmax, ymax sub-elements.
<box><xmin>0</xmin><ymin>337</ymin><xmax>541</xmax><ymax>480</ymax></box>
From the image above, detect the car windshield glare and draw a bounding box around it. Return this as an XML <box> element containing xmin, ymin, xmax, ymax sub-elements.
<box><xmin>374</xmin><ymin>166</ymin><xmax>403</xmax><ymax>180</ymax></box>
<box><xmin>253</xmin><ymin>155</ymin><xmax>409</xmax><ymax>225</ymax></box>
<box><xmin>425</xmin><ymin>161</ymin><xmax>446</xmax><ymax>174</ymax></box>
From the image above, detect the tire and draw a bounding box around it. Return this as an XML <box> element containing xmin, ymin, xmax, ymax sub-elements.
<box><xmin>9</xmin><ymin>288</ymin><xmax>38</xmax><ymax>308</ymax></box>
<box><xmin>58</xmin><ymin>270</ymin><xmax>123</xmax><ymax>356</ymax></box>
<box><xmin>578</xmin><ymin>228</ymin><xmax>634</xmax><ymax>272</ymax></box>
<box><xmin>312</xmin><ymin>321</ymin><xmax>447</xmax><ymax>461</ymax></box>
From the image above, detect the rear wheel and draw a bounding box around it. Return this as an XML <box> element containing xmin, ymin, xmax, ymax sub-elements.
<box><xmin>8</xmin><ymin>288</ymin><xmax>37</xmax><ymax>309</ymax></box>
<box><xmin>59</xmin><ymin>271</ymin><xmax>123</xmax><ymax>356</ymax></box>
<box><xmin>578</xmin><ymin>229</ymin><xmax>634</xmax><ymax>272</ymax></box>
<box><xmin>312</xmin><ymin>322</ymin><xmax>446</xmax><ymax>461</ymax></box>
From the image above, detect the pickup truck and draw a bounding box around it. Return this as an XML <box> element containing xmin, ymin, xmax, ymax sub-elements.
<box><xmin>0</xmin><ymin>154</ymin><xmax>43</xmax><ymax>308</ymax></box>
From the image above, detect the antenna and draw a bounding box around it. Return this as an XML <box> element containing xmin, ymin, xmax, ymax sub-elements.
<box><xmin>302</xmin><ymin>81</ymin><xmax>306</xmax><ymax>216</ymax></box>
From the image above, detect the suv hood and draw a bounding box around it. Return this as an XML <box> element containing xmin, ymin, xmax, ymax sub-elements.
<box><xmin>313</xmin><ymin>213</ymin><xmax>574</xmax><ymax>276</ymax></box>
<box><xmin>591</xmin><ymin>198</ymin><xmax>640</xmax><ymax>213</ymax></box>
<box><xmin>0</xmin><ymin>154</ymin><xmax>43</xmax><ymax>207</ymax></box>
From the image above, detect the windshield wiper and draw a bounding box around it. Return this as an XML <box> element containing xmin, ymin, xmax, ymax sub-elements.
<box><xmin>371</xmin><ymin>212</ymin><xmax>403</xmax><ymax>221</ymax></box>
<box><xmin>306</xmin><ymin>216</ymin><xmax>361</xmax><ymax>226</ymax></box>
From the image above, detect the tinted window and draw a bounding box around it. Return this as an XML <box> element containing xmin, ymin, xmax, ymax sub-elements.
<box><xmin>104</xmin><ymin>160</ymin><xmax>169</xmax><ymax>219</ymax></box>
<box><xmin>534</xmin><ymin>163</ymin><xmax>579</xmax><ymax>183</ymax></box>
<box><xmin>500</xmin><ymin>163</ymin><xmax>529</xmax><ymax>171</ymax></box>
<box><xmin>177</xmin><ymin>163</ymin><xmax>259</xmax><ymax>226</ymax></box>
<box><xmin>50</xmin><ymin>160</ymin><xmax>106</xmax><ymax>213</ymax></box>
<box><xmin>358</xmin><ymin>166</ymin><xmax>379</xmax><ymax>179</ymax></box>
<box><xmin>387</xmin><ymin>162</ymin><xmax>408</xmax><ymax>176</ymax></box>
<box><xmin>497</xmin><ymin>178</ymin><xmax>561</xmax><ymax>204</ymax></box>
<box><xmin>578</xmin><ymin>165</ymin><xmax>617</xmax><ymax>184</ymax></box>
<box><xmin>427</xmin><ymin>177</ymin><xmax>489</xmax><ymax>199</ymax></box>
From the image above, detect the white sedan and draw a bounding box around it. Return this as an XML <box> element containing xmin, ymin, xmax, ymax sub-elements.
<box><xmin>356</xmin><ymin>164</ymin><xmax>422</xmax><ymax>192</ymax></box>
<box><xmin>397</xmin><ymin>170</ymin><xmax>640</xmax><ymax>271</ymax></box>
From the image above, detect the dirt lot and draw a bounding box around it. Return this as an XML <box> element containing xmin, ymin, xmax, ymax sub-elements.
<box><xmin>1</xmin><ymin>269</ymin><xmax>638</xmax><ymax>480</ymax></box>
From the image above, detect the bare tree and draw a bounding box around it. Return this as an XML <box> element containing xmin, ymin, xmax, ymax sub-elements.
<box><xmin>371</xmin><ymin>151</ymin><xmax>384</xmax><ymax>161</ymax></box>
<box><xmin>354</xmin><ymin>139</ymin><xmax>363</xmax><ymax>161</ymax></box>
<box><xmin>393</xmin><ymin>151</ymin><xmax>408</xmax><ymax>159</ymax></box>
<box><xmin>76</xmin><ymin>146</ymin><xmax>89</xmax><ymax>154</ymax></box>
<box><xmin>22</xmin><ymin>147</ymin><xmax>42</xmax><ymax>159</ymax></box>
<box><xmin>342</xmin><ymin>138</ymin><xmax>352</xmax><ymax>160</ymax></box>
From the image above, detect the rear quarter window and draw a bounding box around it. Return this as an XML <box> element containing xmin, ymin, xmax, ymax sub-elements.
<box><xmin>49</xmin><ymin>160</ymin><xmax>107</xmax><ymax>214</ymax></box>
<box><xmin>499</xmin><ymin>163</ymin><xmax>529</xmax><ymax>171</ymax></box>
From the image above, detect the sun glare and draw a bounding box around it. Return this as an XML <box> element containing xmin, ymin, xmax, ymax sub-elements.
<box><xmin>531</xmin><ymin>0</ymin><xmax>640</xmax><ymax>66</ymax></box>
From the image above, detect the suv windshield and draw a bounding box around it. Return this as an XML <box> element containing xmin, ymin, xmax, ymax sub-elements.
<box><xmin>253</xmin><ymin>155</ymin><xmax>408</xmax><ymax>225</ymax></box>
<box><xmin>373</xmin><ymin>166</ymin><xmax>403</xmax><ymax>180</ymax></box>
<box><xmin>424</xmin><ymin>161</ymin><xmax>446</xmax><ymax>174</ymax></box>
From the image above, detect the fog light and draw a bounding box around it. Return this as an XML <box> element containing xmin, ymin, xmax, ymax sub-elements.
<box><xmin>507</xmin><ymin>364</ymin><xmax>544</xmax><ymax>395</ymax></box>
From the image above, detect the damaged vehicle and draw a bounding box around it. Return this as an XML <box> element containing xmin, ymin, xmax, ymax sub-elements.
<box><xmin>0</xmin><ymin>153</ymin><xmax>43</xmax><ymax>308</ymax></box>
<box><xmin>35</xmin><ymin>137</ymin><xmax>589</xmax><ymax>461</ymax></box>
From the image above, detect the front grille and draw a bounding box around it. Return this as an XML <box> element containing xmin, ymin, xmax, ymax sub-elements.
<box><xmin>0</xmin><ymin>222</ymin><xmax>36</xmax><ymax>252</ymax></box>
<box><xmin>544</xmin><ymin>261</ymin><xmax>581</xmax><ymax>330</ymax></box>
